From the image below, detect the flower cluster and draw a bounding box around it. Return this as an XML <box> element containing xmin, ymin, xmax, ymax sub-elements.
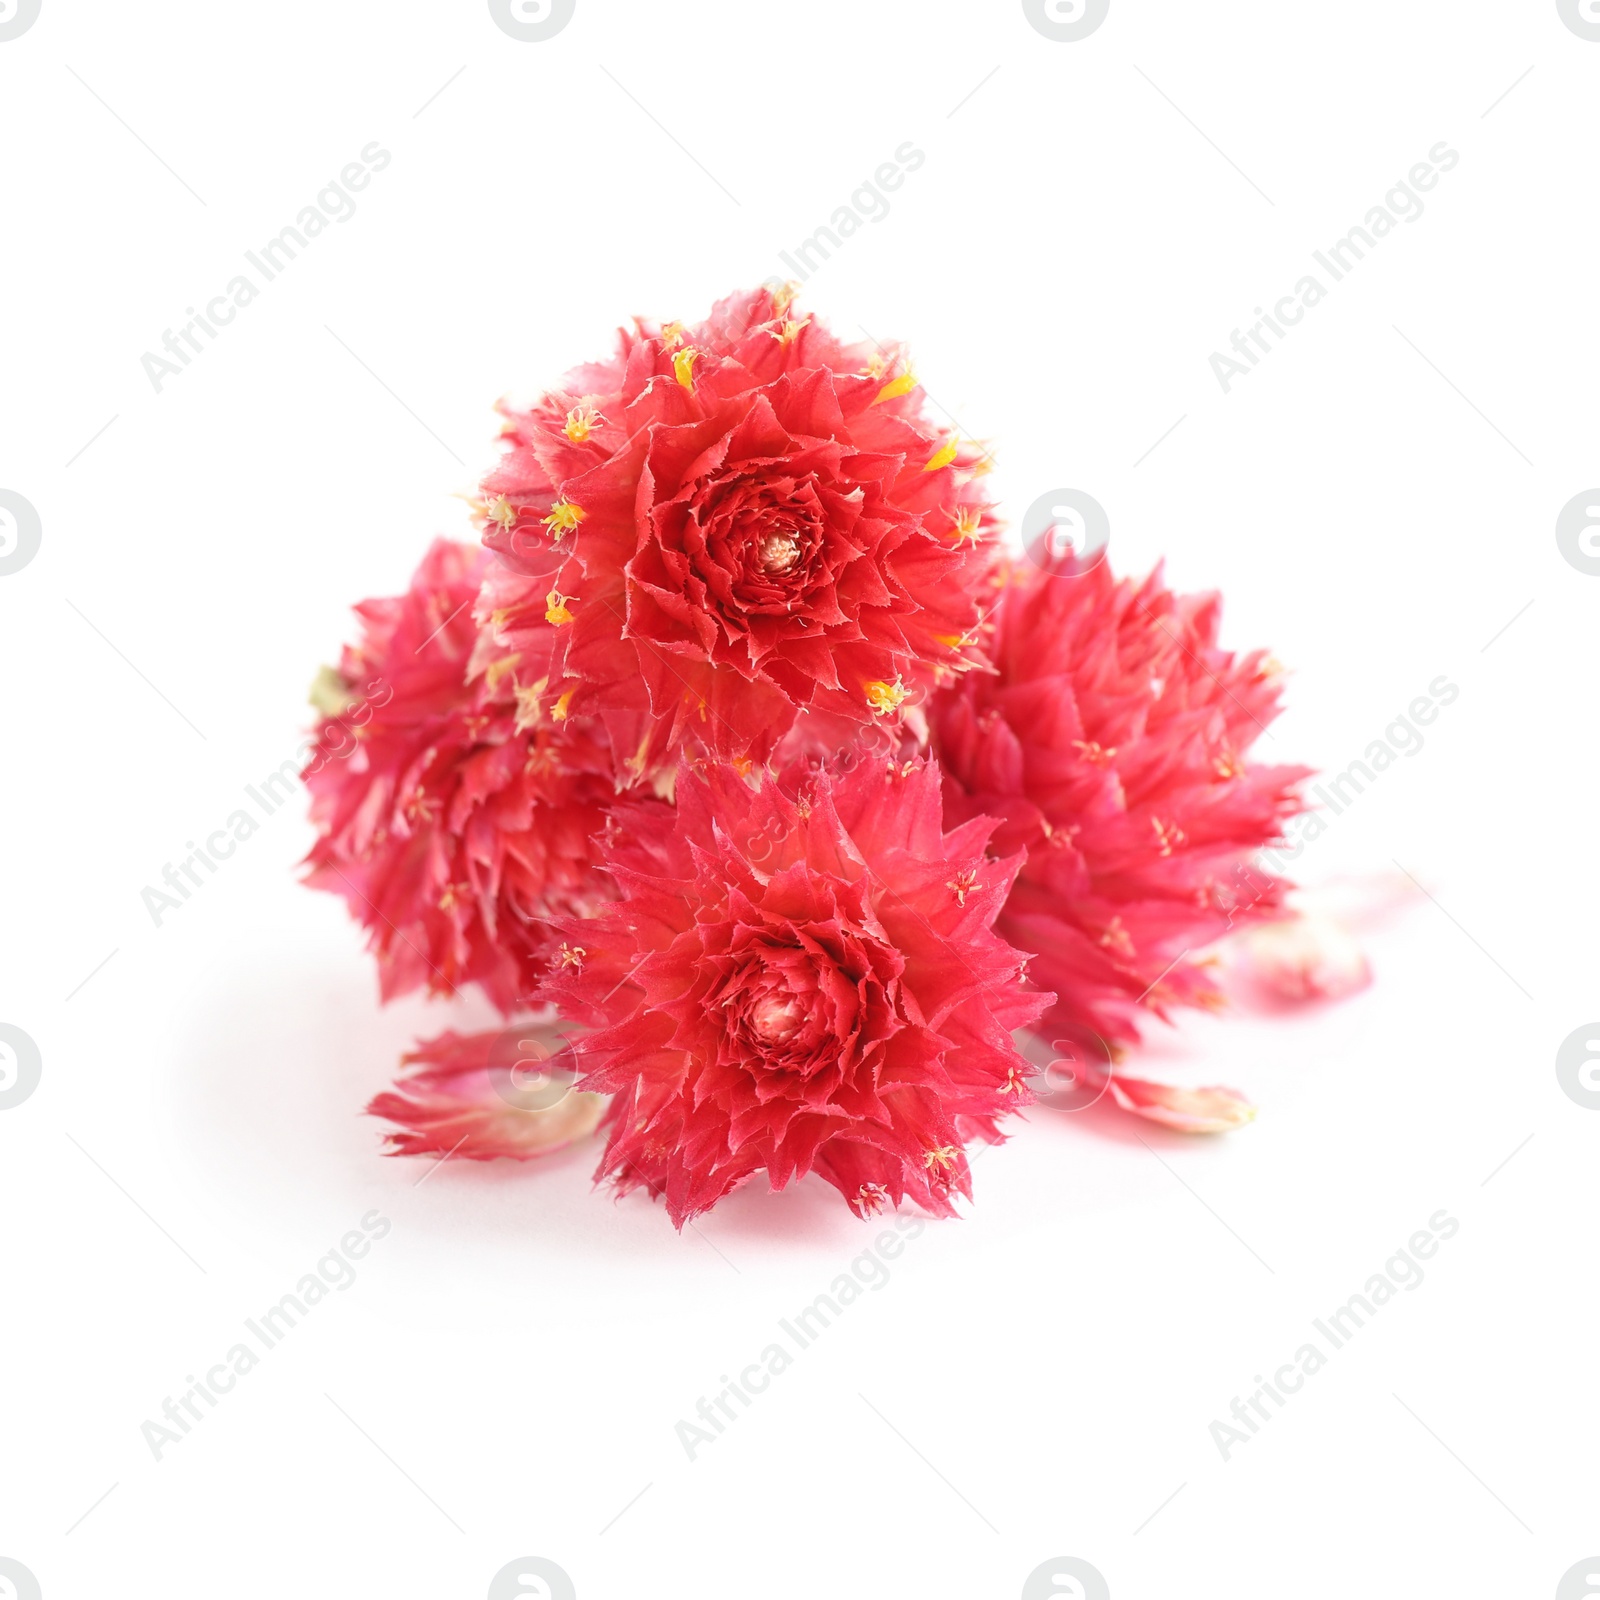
<box><xmin>304</xmin><ymin>286</ymin><xmax>1326</xmax><ymax>1227</ymax></box>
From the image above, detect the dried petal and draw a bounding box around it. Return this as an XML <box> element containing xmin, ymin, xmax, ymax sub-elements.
<box><xmin>1097</xmin><ymin>1070</ymin><xmax>1256</xmax><ymax>1134</ymax></box>
<box><xmin>370</xmin><ymin>1025</ymin><xmax>606</xmax><ymax>1160</ymax></box>
<box><xmin>1232</xmin><ymin>912</ymin><xmax>1372</xmax><ymax>1001</ymax></box>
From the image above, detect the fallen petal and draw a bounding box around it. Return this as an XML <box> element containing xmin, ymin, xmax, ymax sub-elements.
<box><xmin>369</xmin><ymin>1024</ymin><xmax>606</xmax><ymax>1160</ymax></box>
<box><xmin>1098</xmin><ymin>1071</ymin><xmax>1257</xmax><ymax>1134</ymax></box>
<box><xmin>1052</xmin><ymin>1055</ymin><xmax>1256</xmax><ymax>1134</ymax></box>
<box><xmin>1235</xmin><ymin>912</ymin><xmax>1372</xmax><ymax>1001</ymax></box>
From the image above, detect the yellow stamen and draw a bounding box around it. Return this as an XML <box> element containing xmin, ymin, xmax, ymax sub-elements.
<box><xmin>545</xmin><ymin>591</ymin><xmax>574</xmax><ymax>627</ymax></box>
<box><xmin>924</xmin><ymin>1145</ymin><xmax>959</xmax><ymax>1173</ymax></box>
<box><xmin>513</xmin><ymin>676</ymin><xmax>549</xmax><ymax>731</ymax></box>
<box><xmin>772</xmin><ymin>316</ymin><xmax>810</xmax><ymax>348</ymax></box>
<box><xmin>771</xmin><ymin>281</ymin><xmax>800</xmax><ymax>317</ymax></box>
<box><xmin>543</xmin><ymin>498</ymin><xmax>585</xmax><ymax>540</ymax></box>
<box><xmin>620</xmin><ymin>724</ymin><xmax>656</xmax><ymax>785</ymax></box>
<box><xmin>407</xmin><ymin>791</ymin><xmax>441</xmax><ymax>824</ymax></box>
<box><xmin>672</xmin><ymin>347</ymin><xmax>699</xmax><ymax>388</ymax></box>
<box><xmin>484</xmin><ymin>654</ymin><xmax>521</xmax><ymax>692</ymax></box>
<box><xmin>557</xmin><ymin>942</ymin><xmax>586</xmax><ymax>971</ymax></box>
<box><xmin>488</xmin><ymin>495</ymin><xmax>517</xmax><ymax>530</ymax></box>
<box><xmin>864</xmin><ymin>678</ymin><xmax>907</xmax><ymax>715</ymax></box>
<box><xmin>551</xmin><ymin>689</ymin><xmax>575</xmax><ymax>721</ymax></box>
<box><xmin>951</xmin><ymin>506</ymin><xmax>984</xmax><ymax>545</ymax></box>
<box><xmin>563</xmin><ymin>402</ymin><xmax>604</xmax><ymax>443</ymax></box>
<box><xmin>661</xmin><ymin>320</ymin><xmax>687</xmax><ymax>349</ymax></box>
<box><xmin>924</xmin><ymin>436</ymin><xmax>959</xmax><ymax>473</ymax></box>
<box><xmin>947</xmin><ymin>869</ymin><xmax>979</xmax><ymax>906</ymax></box>
<box><xmin>873</xmin><ymin>367</ymin><xmax>918</xmax><ymax>405</ymax></box>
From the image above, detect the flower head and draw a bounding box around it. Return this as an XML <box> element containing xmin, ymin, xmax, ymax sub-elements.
<box><xmin>930</xmin><ymin>554</ymin><xmax>1309</xmax><ymax>1049</ymax></box>
<box><xmin>477</xmin><ymin>286</ymin><xmax>998</xmax><ymax>773</ymax></box>
<box><xmin>302</xmin><ymin>539</ymin><xmax>649</xmax><ymax>1012</ymax></box>
<box><xmin>537</xmin><ymin>753</ymin><xmax>1048</xmax><ymax>1225</ymax></box>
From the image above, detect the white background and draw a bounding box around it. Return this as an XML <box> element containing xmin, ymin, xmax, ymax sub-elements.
<box><xmin>2</xmin><ymin>2</ymin><xmax>1596</xmax><ymax>1596</ymax></box>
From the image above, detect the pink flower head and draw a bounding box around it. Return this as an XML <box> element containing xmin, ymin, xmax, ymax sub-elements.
<box><xmin>931</xmin><ymin>554</ymin><xmax>1309</xmax><ymax>1049</ymax></box>
<box><xmin>538</xmin><ymin>753</ymin><xmax>1048</xmax><ymax>1226</ymax></box>
<box><xmin>302</xmin><ymin>539</ymin><xmax>640</xmax><ymax>1013</ymax></box>
<box><xmin>370</xmin><ymin>1023</ymin><xmax>606</xmax><ymax>1160</ymax></box>
<box><xmin>477</xmin><ymin>286</ymin><xmax>998</xmax><ymax>774</ymax></box>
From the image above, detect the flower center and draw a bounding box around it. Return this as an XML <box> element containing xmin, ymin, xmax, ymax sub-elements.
<box><xmin>760</xmin><ymin>531</ymin><xmax>801</xmax><ymax>574</ymax></box>
<box><xmin>750</xmin><ymin>993</ymin><xmax>803</xmax><ymax>1042</ymax></box>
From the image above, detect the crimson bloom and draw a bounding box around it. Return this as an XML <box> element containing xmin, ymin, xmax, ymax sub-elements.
<box><xmin>477</xmin><ymin>285</ymin><xmax>999</xmax><ymax>774</ymax></box>
<box><xmin>930</xmin><ymin>554</ymin><xmax>1309</xmax><ymax>1053</ymax></box>
<box><xmin>302</xmin><ymin>539</ymin><xmax>640</xmax><ymax>1013</ymax></box>
<box><xmin>538</xmin><ymin>755</ymin><xmax>1048</xmax><ymax>1225</ymax></box>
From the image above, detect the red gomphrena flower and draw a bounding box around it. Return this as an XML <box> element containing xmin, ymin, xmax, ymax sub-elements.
<box><xmin>302</xmin><ymin>538</ymin><xmax>650</xmax><ymax>1013</ymax></box>
<box><xmin>930</xmin><ymin>554</ymin><xmax>1310</xmax><ymax>1052</ymax></box>
<box><xmin>537</xmin><ymin>754</ymin><xmax>1048</xmax><ymax>1226</ymax></box>
<box><xmin>369</xmin><ymin>1023</ymin><xmax>606</xmax><ymax>1160</ymax></box>
<box><xmin>475</xmin><ymin>285</ymin><xmax>999</xmax><ymax>776</ymax></box>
